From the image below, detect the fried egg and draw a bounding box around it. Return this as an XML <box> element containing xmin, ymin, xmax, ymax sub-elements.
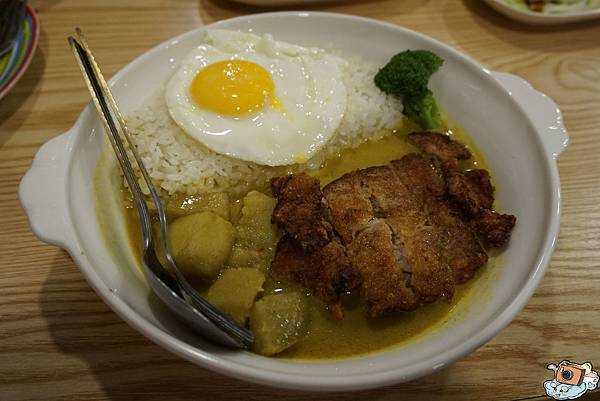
<box><xmin>165</xmin><ymin>30</ymin><xmax>347</xmax><ymax>166</ymax></box>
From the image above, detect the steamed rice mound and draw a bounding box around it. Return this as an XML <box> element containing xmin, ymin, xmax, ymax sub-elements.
<box><xmin>125</xmin><ymin>55</ymin><xmax>403</xmax><ymax>197</ymax></box>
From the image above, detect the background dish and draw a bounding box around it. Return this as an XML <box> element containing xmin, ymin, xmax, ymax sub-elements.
<box><xmin>481</xmin><ymin>0</ymin><xmax>600</xmax><ymax>24</ymax></box>
<box><xmin>19</xmin><ymin>12</ymin><xmax>567</xmax><ymax>391</ymax></box>
<box><xmin>229</xmin><ymin>0</ymin><xmax>344</xmax><ymax>5</ymax></box>
<box><xmin>0</xmin><ymin>5</ymin><xmax>39</xmax><ymax>101</ymax></box>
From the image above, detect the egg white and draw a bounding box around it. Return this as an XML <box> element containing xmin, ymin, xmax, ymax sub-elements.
<box><xmin>165</xmin><ymin>30</ymin><xmax>347</xmax><ymax>166</ymax></box>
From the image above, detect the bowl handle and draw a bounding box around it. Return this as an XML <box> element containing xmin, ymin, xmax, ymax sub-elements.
<box><xmin>19</xmin><ymin>131</ymin><xmax>76</xmax><ymax>249</ymax></box>
<box><xmin>491</xmin><ymin>71</ymin><xmax>569</xmax><ymax>159</ymax></box>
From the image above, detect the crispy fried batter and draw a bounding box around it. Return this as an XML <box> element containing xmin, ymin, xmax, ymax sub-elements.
<box><xmin>409</xmin><ymin>132</ymin><xmax>471</xmax><ymax>165</ymax></box>
<box><xmin>352</xmin><ymin>164</ymin><xmax>455</xmax><ymax>304</ymax></box>
<box><xmin>271</xmin><ymin>174</ymin><xmax>333</xmax><ymax>251</ymax></box>
<box><xmin>355</xmin><ymin>165</ymin><xmax>427</xmax><ymax>228</ymax></box>
<box><xmin>471</xmin><ymin>209</ymin><xmax>516</xmax><ymax>248</ymax></box>
<box><xmin>390</xmin><ymin>154</ymin><xmax>484</xmax><ymax>287</ymax></box>
<box><xmin>325</xmin><ymin>158</ymin><xmax>464</xmax><ymax>307</ymax></box>
<box><xmin>447</xmin><ymin>169</ymin><xmax>494</xmax><ymax>216</ymax></box>
<box><xmin>271</xmin><ymin>236</ymin><xmax>361</xmax><ymax>319</ymax></box>
<box><xmin>401</xmin><ymin>226</ymin><xmax>455</xmax><ymax>301</ymax></box>
<box><xmin>322</xmin><ymin>171</ymin><xmax>374</xmax><ymax>245</ymax></box>
<box><xmin>346</xmin><ymin>220</ymin><xmax>417</xmax><ymax>317</ymax></box>
<box><xmin>409</xmin><ymin>132</ymin><xmax>516</xmax><ymax>249</ymax></box>
<box><xmin>389</xmin><ymin>154</ymin><xmax>446</xmax><ymax>200</ymax></box>
<box><xmin>426</xmin><ymin>202</ymin><xmax>488</xmax><ymax>283</ymax></box>
<box><xmin>270</xmin><ymin>133</ymin><xmax>516</xmax><ymax>318</ymax></box>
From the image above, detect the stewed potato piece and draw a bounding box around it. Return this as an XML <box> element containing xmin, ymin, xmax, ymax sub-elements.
<box><xmin>228</xmin><ymin>191</ymin><xmax>280</xmax><ymax>270</ymax></box>
<box><xmin>206</xmin><ymin>268</ymin><xmax>265</xmax><ymax>324</ymax></box>
<box><xmin>249</xmin><ymin>292</ymin><xmax>309</xmax><ymax>356</ymax></box>
<box><xmin>166</xmin><ymin>192</ymin><xmax>230</xmax><ymax>220</ymax></box>
<box><xmin>236</xmin><ymin>191</ymin><xmax>279</xmax><ymax>247</ymax></box>
<box><xmin>229</xmin><ymin>199</ymin><xmax>243</xmax><ymax>225</ymax></box>
<box><xmin>228</xmin><ymin>247</ymin><xmax>267</xmax><ymax>270</ymax></box>
<box><xmin>168</xmin><ymin>211</ymin><xmax>234</xmax><ymax>280</ymax></box>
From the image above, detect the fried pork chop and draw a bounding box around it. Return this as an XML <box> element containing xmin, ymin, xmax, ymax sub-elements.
<box><xmin>270</xmin><ymin>132</ymin><xmax>516</xmax><ymax>319</ymax></box>
<box><xmin>408</xmin><ymin>132</ymin><xmax>516</xmax><ymax>246</ymax></box>
<box><xmin>271</xmin><ymin>173</ymin><xmax>334</xmax><ymax>251</ymax></box>
<box><xmin>272</xmin><ymin>236</ymin><xmax>361</xmax><ymax>320</ymax></box>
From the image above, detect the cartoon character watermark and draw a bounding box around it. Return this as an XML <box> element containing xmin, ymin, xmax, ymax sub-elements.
<box><xmin>544</xmin><ymin>361</ymin><xmax>599</xmax><ymax>400</ymax></box>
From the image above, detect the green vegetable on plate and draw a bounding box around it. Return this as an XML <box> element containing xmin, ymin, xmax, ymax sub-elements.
<box><xmin>374</xmin><ymin>49</ymin><xmax>444</xmax><ymax>130</ymax></box>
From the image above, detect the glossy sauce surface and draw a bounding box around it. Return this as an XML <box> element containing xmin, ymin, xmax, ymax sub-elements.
<box><xmin>123</xmin><ymin>121</ymin><xmax>493</xmax><ymax>360</ymax></box>
<box><xmin>279</xmin><ymin>121</ymin><xmax>489</xmax><ymax>359</ymax></box>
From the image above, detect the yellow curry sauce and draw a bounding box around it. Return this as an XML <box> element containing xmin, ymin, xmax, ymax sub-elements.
<box><xmin>123</xmin><ymin>120</ymin><xmax>493</xmax><ymax>360</ymax></box>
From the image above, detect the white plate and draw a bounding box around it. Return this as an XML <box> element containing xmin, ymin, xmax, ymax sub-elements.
<box><xmin>19</xmin><ymin>12</ymin><xmax>568</xmax><ymax>391</ymax></box>
<box><xmin>482</xmin><ymin>0</ymin><xmax>600</xmax><ymax>24</ymax></box>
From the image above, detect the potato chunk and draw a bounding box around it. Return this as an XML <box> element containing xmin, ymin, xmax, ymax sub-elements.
<box><xmin>168</xmin><ymin>212</ymin><xmax>234</xmax><ymax>280</ymax></box>
<box><xmin>236</xmin><ymin>191</ymin><xmax>279</xmax><ymax>247</ymax></box>
<box><xmin>166</xmin><ymin>192</ymin><xmax>230</xmax><ymax>220</ymax></box>
<box><xmin>228</xmin><ymin>191</ymin><xmax>279</xmax><ymax>270</ymax></box>
<box><xmin>206</xmin><ymin>268</ymin><xmax>265</xmax><ymax>324</ymax></box>
<box><xmin>229</xmin><ymin>199</ymin><xmax>243</xmax><ymax>225</ymax></box>
<box><xmin>249</xmin><ymin>293</ymin><xmax>309</xmax><ymax>356</ymax></box>
<box><xmin>228</xmin><ymin>247</ymin><xmax>268</xmax><ymax>270</ymax></box>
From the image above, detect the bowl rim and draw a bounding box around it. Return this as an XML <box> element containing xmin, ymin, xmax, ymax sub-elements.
<box><xmin>23</xmin><ymin>11</ymin><xmax>565</xmax><ymax>391</ymax></box>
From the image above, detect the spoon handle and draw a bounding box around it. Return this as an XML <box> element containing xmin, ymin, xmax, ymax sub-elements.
<box><xmin>68</xmin><ymin>29</ymin><xmax>254</xmax><ymax>348</ymax></box>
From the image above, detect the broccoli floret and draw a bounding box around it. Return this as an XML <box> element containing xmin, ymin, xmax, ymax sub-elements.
<box><xmin>374</xmin><ymin>50</ymin><xmax>443</xmax><ymax>98</ymax></box>
<box><xmin>403</xmin><ymin>90</ymin><xmax>442</xmax><ymax>131</ymax></box>
<box><xmin>374</xmin><ymin>50</ymin><xmax>444</xmax><ymax>130</ymax></box>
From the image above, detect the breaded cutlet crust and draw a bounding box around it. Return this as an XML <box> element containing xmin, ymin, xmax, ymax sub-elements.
<box><xmin>320</xmin><ymin>171</ymin><xmax>373</xmax><ymax>245</ymax></box>
<box><xmin>346</xmin><ymin>220</ymin><xmax>418</xmax><ymax>317</ymax></box>
<box><xmin>272</xmin><ymin>235</ymin><xmax>361</xmax><ymax>320</ymax></box>
<box><xmin>471</xmin><ymin>209</ymin><xmax>517</xmax><ymax>248</ymax></box>
<box><xmin>447</xmin><ymin>169</ymin><xmax>495</xmax><ymax>216</ymax></box>
<box><xmin>271</xmin><ymin>174</ymin><xmax>333</xmax><ymax>251</ymax></box>
<box><xmin>408</xmin><ymin>131</ymin><xmax>471</xmax><ymax>166</ymax></box>
<box><xmin>270</xmin><ymin>132</ymin><xmax>516</xmax><ymax>318</ymax></box>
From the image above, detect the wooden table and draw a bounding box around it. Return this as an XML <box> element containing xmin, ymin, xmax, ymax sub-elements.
<box><xmin>1</xmin><ymin>1</ymin><xmax>599</xmax><ymax>400</ymax></box>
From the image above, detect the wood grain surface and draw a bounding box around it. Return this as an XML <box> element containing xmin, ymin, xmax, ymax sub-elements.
<box><xmin>1</xmin><ymin>1</ymin><xmax>599</xmax><ymax>400</ymax></box>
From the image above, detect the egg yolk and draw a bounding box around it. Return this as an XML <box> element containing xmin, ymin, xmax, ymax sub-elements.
<box><xmin>190</xmin><ymin>60</ymin><xmax>283</xmax><ymax>116</ymax></box>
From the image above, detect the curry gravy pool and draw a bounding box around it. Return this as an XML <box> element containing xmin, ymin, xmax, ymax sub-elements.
<box><xmin>114</xmin><ymin>120</ymin><xmax>495</xmax><ymax>360</ymax></box>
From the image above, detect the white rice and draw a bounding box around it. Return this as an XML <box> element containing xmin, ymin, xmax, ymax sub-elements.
<box><xmin>124</xmin><ymin>55</ymin><xmax>403</xmax><ymax>197</ymax></box>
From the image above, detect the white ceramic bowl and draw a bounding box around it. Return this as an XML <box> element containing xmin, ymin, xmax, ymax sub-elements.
<box><xmin>481</xmin><ymin>0</ymin><xmax>600</xmax><ymax>24</ymax></box>
<box><xmin>19</xmin><ymin>12</ymin><xmax>568</xmax><ymax>391</ymax></box>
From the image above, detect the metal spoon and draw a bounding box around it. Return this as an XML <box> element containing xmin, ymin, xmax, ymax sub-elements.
<box><xmin>68</xmin><ymin>29</ymin><xmax>254</xmax><ymax>349</ymax></box>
